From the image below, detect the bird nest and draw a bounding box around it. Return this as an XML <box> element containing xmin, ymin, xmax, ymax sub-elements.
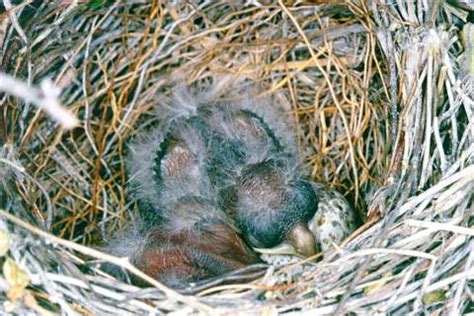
<box><xmin>0</xmin><ymin>1</ymin><xmax>472</xmax><ymax>314</ymax></box>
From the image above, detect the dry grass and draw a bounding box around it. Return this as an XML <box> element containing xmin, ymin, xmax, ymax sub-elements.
<box><xmin>0</xmin><ymin>1</ymin><xmax>472</xmax><ymax>314</ymax></box>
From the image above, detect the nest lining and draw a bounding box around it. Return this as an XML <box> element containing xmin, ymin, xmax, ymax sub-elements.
<box><xmin>0</xmin><ymin>1</ymin><xmax>472</xmax><ymax>315</ymax></box>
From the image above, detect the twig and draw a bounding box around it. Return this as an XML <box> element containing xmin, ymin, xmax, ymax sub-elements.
<box><xmin>2</xmin><ymin>0</ymin><xmax>30</xmax><ymax>44</ymax></box>
<box><xmin>405</xmin><ymin>219</ymin><xmax>474</xmax><ymax>236</ymax></box>
<box><xmin>334</xmin><ymin>247</ymin><xmax>437</xmax><ymax>262</ymax></box>
<box><xmin>0</xmin><ymin>72</ymin><xmax>78</xmax><ymax>129</ymax></box>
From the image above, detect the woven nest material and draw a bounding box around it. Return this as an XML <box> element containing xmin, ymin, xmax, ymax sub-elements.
<box><xmin>0</xmin><ymin>1</ymin><xmax>472</xmax><ymax>315</ymax></box>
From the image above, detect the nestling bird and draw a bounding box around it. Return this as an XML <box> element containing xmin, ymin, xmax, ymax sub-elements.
<box><xmin>115</xmin><ymin>196</ymin><xmax>260</xmax><ymax>287</ymax></box>
<box><xmin>104</xmin><ymin>85</ymin><xmax>356</xmax><ymax>287</ymax></box>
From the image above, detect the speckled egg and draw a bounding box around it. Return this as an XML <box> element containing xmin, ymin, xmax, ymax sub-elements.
<box><xmin>308</xmin><ymin>183</ymin><xmax>356</xmax><ymax>252</ymax></box>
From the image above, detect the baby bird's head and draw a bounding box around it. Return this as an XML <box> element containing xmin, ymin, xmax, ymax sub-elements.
<box><xmin>256</xmin><ymin>182</ymin><xmax>357</xmax><ymax>260</ymax></box>
<box><xmin>227</xmin><ymin>160</ymin><xmax>319</xmax><ymax>257</ymax></box>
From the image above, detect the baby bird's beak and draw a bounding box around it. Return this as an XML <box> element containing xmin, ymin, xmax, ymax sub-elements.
<box><xmin>254</xmin><ymin>222</ymin><xmax>318</xmax><ymax>257</ymax></box>
<box><xmin>287</xmin><ymin>222</ymin><xmax>318</xmax><ymax>257</ymax></box>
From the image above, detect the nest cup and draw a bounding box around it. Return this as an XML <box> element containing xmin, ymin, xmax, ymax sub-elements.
<box><xmin>0</xmin><ymin>1</ymin><xmax>472</xmax><ymax>314</ymax></box>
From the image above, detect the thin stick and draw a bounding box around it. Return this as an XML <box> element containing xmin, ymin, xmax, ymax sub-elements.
<box><xmin>0</xmin><ymin>72</ymin><xmax>78</xmax><ymax>129</ymax></box>
<box><xmin>405</xmin><ymin>219</ymin><xmax>474</xmax><ymax>236</ymax></box>
<box><xmin>333</xmin><ymin>247</ymin><xmax>437</xmax><ymax>262</ymax></box>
